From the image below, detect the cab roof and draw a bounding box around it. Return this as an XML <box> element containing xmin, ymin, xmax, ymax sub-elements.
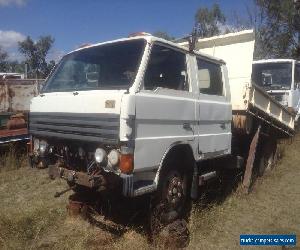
<box><xmin>66</xmin><ymin>35</ymin><xmax>225</xmax><ymax>65</ymax></box>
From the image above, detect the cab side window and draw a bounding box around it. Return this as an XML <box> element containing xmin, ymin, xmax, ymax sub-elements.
<box><xmin>197</xmin><ymin>58</ymin><xmax>223</xmax><ymax>95</ymax></box>
<box><xmin>144</xmin><ymin>45</ymin><xmax>189</xmax><ymax>91</ymax></box>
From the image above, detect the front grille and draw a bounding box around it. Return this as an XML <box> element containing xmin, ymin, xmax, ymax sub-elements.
<box><xmin>29</xmin><ymin>112</ymin><xmax>120</xmax><ymax>144</ymax></box>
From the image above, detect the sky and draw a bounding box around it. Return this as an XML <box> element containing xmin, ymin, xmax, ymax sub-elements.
<box><xmin>0</xmin><ymin>0</ymin><xmax>250</xmax><ymax>62</ymax></box>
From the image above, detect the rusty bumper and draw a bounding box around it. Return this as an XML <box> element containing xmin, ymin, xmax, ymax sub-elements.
<box><xmin>48</xmin><ymin>165</ymin><xmax>137</xmax><ymax>197</ymax></box>
<box><xmin>48</xmin><ymin>165</ymin><xmax>109</xmax><ymax>189</ymax></box>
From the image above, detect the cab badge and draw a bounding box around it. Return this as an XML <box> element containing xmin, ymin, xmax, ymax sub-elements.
<box><xmin>105</xmin><ymin>100</ymin><xmax>116</xmax><ymax>108</ymax></box>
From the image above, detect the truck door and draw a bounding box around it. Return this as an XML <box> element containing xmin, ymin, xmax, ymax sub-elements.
<box><xmin>196</xmin><ymin>57</ymin><xmax>231</xmax><ymax>158</ymax></box>
<box><xmin>134</xmin><ymin>44</ymin><xmax>196</xmax><ymax>171</ymax></box>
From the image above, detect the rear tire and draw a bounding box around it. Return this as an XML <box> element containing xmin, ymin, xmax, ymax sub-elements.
<box><xmin>258</xmin><ymin>139</ymin><xmax>277</xmax><ymax>176</ymax></box>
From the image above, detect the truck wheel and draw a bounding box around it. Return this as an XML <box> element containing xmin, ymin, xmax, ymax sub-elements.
<box><xmin>258</xmin><ymin>140</ymin><xmax>277</xmax><ymax>176</ymax></box>
<box><xmin>150</xmin><ymin>159</ymin><xmax>192</xmax><ymax>242</ymax></box>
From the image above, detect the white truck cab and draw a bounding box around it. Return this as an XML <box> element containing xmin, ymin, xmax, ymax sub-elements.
<box><xmin>29</xmin><ymin>35</ymin><xmax>231</xmax><ymax>197</ymax></box>
<box><xmin>252</xmin><ymin>59</ymin><xmax>300</xmax><ymax>121</ymax></box>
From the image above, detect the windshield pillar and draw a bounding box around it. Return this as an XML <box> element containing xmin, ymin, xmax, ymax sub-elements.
<box><xmin>129</xmin><ymin>40</ymin><xmax>152</xmax><ymax>94</ymax></box>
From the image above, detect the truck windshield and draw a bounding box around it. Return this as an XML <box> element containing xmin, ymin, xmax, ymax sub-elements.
<box><xmin>252</xmin><ymin>62</ymin><xmax>292</xmax><ymax>90</ymax></box>
<box><xmin>42</xmin><ymin>40</ymin><xmax>145</xmax><ymax>92</ymax></box>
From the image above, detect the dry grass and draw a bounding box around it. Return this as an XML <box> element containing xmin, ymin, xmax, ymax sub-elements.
<box><xmin>189</xmin><ymin>138</ymin><xmax>300</xmax><ymax>250</ymax></box>
<box><xmin>0</xmin><ymin>144</ymin><xmax>27</xmax><ymax>172</ymax></box>
<box><xmin>0</xmin><ymin>137</ymin><xmax>299</xmax><ymax>250</ymax></box>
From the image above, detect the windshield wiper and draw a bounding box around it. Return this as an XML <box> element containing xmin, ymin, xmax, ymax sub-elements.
<box><xmin>268</xmin><ymin>84</ymin><xmax>283</xmax><ymax>90</ymax></box>
<box><xmin>280</xmin><ymin>86</ymin><xmax>290</xmax><ymax>90</ymax></box>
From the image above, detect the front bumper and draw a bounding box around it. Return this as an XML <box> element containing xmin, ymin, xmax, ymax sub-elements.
<box><xmin>48</xmin><ymin>164</ymin><xmax>134</xmax><ymax>196</ymax></box>
<box><xmin>49</xmin><ymin>165</ymin><xmax>107</xmax><ymax>189</ymax></box>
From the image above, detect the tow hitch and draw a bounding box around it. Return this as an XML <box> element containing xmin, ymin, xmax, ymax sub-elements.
<box><xmin>48</xmin><ymin>164</ymin><xmax>106</xmax><ymax>188</ymax></box>
<box><xmin>54</xmin><ymin>185</ymin><xmax>75</xmax><ymax>198</ymax></box>
<box><xmin>48</xmin><ymin>164</ymin><xmax>121</xmax><ymax>193</ymax></box>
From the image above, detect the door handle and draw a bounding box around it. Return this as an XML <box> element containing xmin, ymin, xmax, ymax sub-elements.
<box><xmin>73</xmin><ymin>91</ymin><xmax>79</xmax><ymax>96</ymax></box>
<box><xmin>183</xmin><ymin>122</ymin><xmax>192</xmax><ymax>130</ymax></box>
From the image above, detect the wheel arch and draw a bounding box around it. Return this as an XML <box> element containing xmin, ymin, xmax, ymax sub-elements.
<box><xmin>154</xmin><ymin>142</ymin><xmax>195</xmax><ymax>186</ymax></box>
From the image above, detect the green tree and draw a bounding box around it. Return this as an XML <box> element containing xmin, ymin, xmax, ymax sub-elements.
<box><xmin>153</xmin><ymin>31</ymin><xmax>175</xmax><ymax>41</ymax></box>
<box><xmin>0</xmin><ymin>46</ymin><xmax>8</xmax><ymax>72</ymax></box>
<box><xmin>194</xmin><ymin>3</ymin><xmax>226</xmax><ymax>38</ymax></box>
<box><xmin>44</xmin><ymin>60</ymin><xmax>56</xmax><ymax>78</ymax></box>
<box><xmin>254</xmin><ymin>0</ymin><xmax>300</xmax><ymax>59</ymax></box>
<box><xmin>7</xmin><ymin>61</ymin><xmax>26</xmax><ymax>74</ymax></box>
<box><xmin>18</xmin><ymin>35</ymin><xmax>55</xmax><ymax>78</ymax></box>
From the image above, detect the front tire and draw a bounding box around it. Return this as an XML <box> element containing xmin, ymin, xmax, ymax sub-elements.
<box><xmin>150</xmin><ymin>157</ymin><xmax>192</xmax><ymax>246</ymax></box>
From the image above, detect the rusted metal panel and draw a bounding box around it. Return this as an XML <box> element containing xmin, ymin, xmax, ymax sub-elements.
<box><xmin>232</xmin><ymin>114</ymin><xmax>253</xmax><ymax>134</ymax></box>
<box><xmin>0</xmin><ymin>128</ymin><xmax>29</xmax><ymax>144</ymax></box>
<box><xmin>0</xmin><ymin>79</ymin><xmax>43</xmax><ymax>144</ymax></box>
<box><xmin>67</xmin><ymin>199</ymin><xmax>88</xmax><ymax>219</ymax></box>
<box><xmin>0</xmin><ymin>79</ymin><xmax>42</xmax><ymax>113</ymax></box>
<box><xmin>6</xmin><ymin>114</ymin><xmax>26</xmax><ymax>129</ymax></box>
<box><xmin>48</xmin><ymin>164</ymin><xmax>107</xmax><ymax>189</ymax></box>
<box><xmin>0</xmin><ymin>82</ymin><xmax>9</xmax><ymax>112</ymax></box>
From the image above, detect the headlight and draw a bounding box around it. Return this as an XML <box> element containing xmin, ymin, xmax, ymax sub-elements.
<box><xmin>39</xmin><ymin>140</ymin><xmax>48</xmax><ymax>154</ymax></box>
<box><xmin>107</xmin><ymin>149</ymin><xmax>120</xmax><ymax>166</ymax></box>
<box><xmin>33</xmin><ymin>139</ymin><xmax>39</xmax><ymax>151</ymax></box>
<box><xmin>94</xmin><ymin>148</ymin><xmax>106</xmax><ymax>163</ymax></box>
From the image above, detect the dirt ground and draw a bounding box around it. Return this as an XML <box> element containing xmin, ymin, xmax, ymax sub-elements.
<box><xmin>0</xmin><ymin>137</ymin><xmax>299</xmax><ymax>250</ymax></box>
